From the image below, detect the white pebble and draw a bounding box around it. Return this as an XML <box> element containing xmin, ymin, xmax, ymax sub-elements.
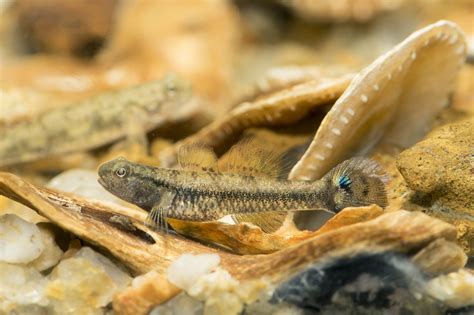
<box><xmin>167</xmin><ymin>254</ymin><xmax>221</xmax><ymax>291</ymax></box>
<box><xmin>0</xmin><ymin>263</ymin><xmax>49</xmax><ymax>310</ymax></box>
<box><xmin>28</xmin><ymin>228</ymin><xmax>63</xmax><ymax>271</ymax></box>
<box><xmin>0</xmin><ymin>214</ymin><xmax>44</xmax><ymax>264</ymax></box>
<box><xmin>361</xmin><ymin>94</ymin><xmax>368</xmax><ymax>103</ymax></box>
<box><xmin>74</xmin><ymin>247</ymin><xmax>131</xmax><ymax>289</ymax></box>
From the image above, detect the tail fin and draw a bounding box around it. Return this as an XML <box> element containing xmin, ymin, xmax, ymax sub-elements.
<box><xmin>323</xmin><ymin>157</ymin><xmax>388</xmax><ymax>212</ymax></box>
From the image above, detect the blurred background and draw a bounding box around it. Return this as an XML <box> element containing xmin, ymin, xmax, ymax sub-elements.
<box><xmin>1</xmin><ymin>0</ymin><xmax>472</xmax><ymax>120</ymax></box>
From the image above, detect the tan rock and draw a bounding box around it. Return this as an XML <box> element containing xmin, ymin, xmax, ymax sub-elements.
<box><xmin>113</xmin><ymin>271</ymin><xmax>180</xmax><ymax>315</ymax></box>
<box><xmin>411</xmin><ymin>238</ymin><xmax>467</xmax><ymax>276</ymax></box>
<box><xmin>397</xmin><ymin>118</ymin><xmax>474</xmax><ymax>255</ymax></box>
<box><xmin>397</xmin><ymin>118</ymin><xmax>474</xmax><ymax>212</ymax></box>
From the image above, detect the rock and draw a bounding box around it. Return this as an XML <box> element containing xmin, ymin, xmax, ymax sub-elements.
<box><xmin>0</xmin><ymin>214</ymin><xmax>44</xmax><ymax>264</ymax></box>
<box><xmin>270</xmin><ymin>253</ymin><xmax>443</xmax><ymax>314</ymax></box>
<box><xmin>426</xmin><ymin>269</ymin><xmax>474</xmax><ymax>309</ymax></box>
<box><xmin>167</xmin><ymin>254</ymin><xmax>221</xmax><ymax>292</ymax></box>
<box><xmin>149</xmin><ymin>293</ymin><xmax>203</xmax><ymax>315</ymax></box>
<box><xmin>46</xmin><ymin>257</ymin><xmax>115</xmax><ymax>314</ymax></box>
<box><xmin>14</xmin><ymin>0</ymin><xmax>118</xmax><ymax>56</ymax></box>
<box><xmin>166</xmin><ymin>254</ymin><xmax>268</xmax><ymax>315</ymax></box>
<box><xmin>28</xmin><ymin>227</ymin><xmax>63</xmax><ymax>271</ymax></box>
<box><xmin>397</xmin><ymin>118</ymin><xmax>474</xmax><ymax>255</ymax></box>
<box><xmin>397</xmin><ymin>118</ymin><xmax>474</xmax><ymax>212</ymax></box>
<box><xmin>73</xmin><ymin>247</ymin><xmax>132</xmax><ymax>290</ymax></box>
<box><xmin>0</xmin><ymin>263</ymin><xmax>49</xmax><ymax>313</ymax></box>
<box><xmin>114</xmin><ymin>270</ymin><xmax>181</xmax><ymax>315</ymax></box>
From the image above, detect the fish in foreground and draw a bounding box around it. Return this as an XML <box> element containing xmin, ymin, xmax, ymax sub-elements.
<box><xmin>0</xmin><ymin>75</ymin><xmax>196</xmax><ymax>167</ymax></box>
<box><xmin>98</xmin><ymin>144</ymin><xmax>387</xmax><ymax>233</ymax></box>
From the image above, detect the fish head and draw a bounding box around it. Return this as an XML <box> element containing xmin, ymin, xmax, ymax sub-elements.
<box><xmin>98</xmin><ymin>157</ymin><xmax>159</xmax><ymax>210</ymax></box>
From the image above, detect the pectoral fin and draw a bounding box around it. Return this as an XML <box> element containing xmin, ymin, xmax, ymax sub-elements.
<box><xmin>148</xmin><ymin>189</ymin><xmax>176</xmax><ymax>232</ymax></box>
<box><xmin>231</xmin><ymin>211</ymin><xmax>288</xmax><ymax>233</ymax></box>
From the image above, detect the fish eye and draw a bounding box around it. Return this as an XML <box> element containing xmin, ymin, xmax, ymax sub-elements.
<box><xmin>338</xmin><ymin>175</ymin><xmax>352</xmax><ymax>190</ymax></box>
<box><xmin>115</xmin><ymin>167</ymin><xmax>127</xmax><ymax>178</ymax></box>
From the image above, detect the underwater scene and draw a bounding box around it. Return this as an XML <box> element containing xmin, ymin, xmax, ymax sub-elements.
<box><xmin>0</xmin><ymin>1</ymin><xmax>473</xmax><ymax>314</ymax></box>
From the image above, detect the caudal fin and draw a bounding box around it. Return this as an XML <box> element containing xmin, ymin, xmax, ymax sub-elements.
<box><xmin>323</xmin><ymin>157</ymin><xmax>388</xmax><ymax>212</ymax></box>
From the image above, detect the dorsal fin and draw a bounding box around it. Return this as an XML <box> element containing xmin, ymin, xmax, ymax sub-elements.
<box><xmin>177</xmin><ymin>143</ymin><xmax>218</xmax><ymax>172</ymax></box>
<box><xmin>218</xmin><ymin>138</ymin><xmax>283</xmax><ymax>178</ymax></box>
<box><xmin>219</xmin><ymin>138</ymin><xmax>288</xmax><ymax>232</ymax></box>
<box><xmin>231</xmin><ymin>212</ymin><xmax>288</xmax><ymax>233</ymax></box>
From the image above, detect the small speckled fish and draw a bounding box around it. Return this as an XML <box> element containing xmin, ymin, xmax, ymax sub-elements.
<box><xmin>0</xmin><ymin>75</ymin><xmax>195</xmax><ymax>167</ymax></box>
<box><xmin>98</xmin><ymin>144</ymin><xmax>387</xmax><ymax>233</ymax></box>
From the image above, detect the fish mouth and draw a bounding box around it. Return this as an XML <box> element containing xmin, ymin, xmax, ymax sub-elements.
<box><xmin>97</xmin><ymin>177</ymin><xmax>107</xmax><ymax>188</ymax></box>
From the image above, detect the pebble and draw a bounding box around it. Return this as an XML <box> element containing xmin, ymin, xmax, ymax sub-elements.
<box><xmin>0</xmin><ymin>214</ymin><xmax>44</xmax><ymax>264</ymax></box>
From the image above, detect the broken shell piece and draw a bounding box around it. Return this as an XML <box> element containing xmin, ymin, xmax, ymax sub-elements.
<box><xmin>0</xmin><ymin>214</ymin><xmax>44</xmax><ymax>264</ymax></box>
<box><xmin>160</xmin><ymin>74</ymin><xmax>353</xmax><ymax>166</ymax></box>
<box><xmin>168</xmin><ymin>205</ymin><xmax>383</xmax><ymax>255</ymax></box>
<box><xmin>234</xmin><ymin>66</ymin><xmax>345</xmax><ymax>106</ymax></box>
<box><xmin>73</xmin><ymin>247</ymin><xmax>132</xmax><ymax>290</ymax></box>
<box><xmin>290</xmin><ymin>20</ymin><xmax>467</xmax><ymax>180</ymax></box>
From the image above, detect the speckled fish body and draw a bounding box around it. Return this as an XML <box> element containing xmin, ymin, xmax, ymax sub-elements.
<box><xmin>98</xmin><ymin>157</ymin><xmax>387</xmax><ymax>223</ymax></box>
<box><xmin>0</xmin><ymin>76</ymin><xmax>194</xmax><ymax>167</ymax></box>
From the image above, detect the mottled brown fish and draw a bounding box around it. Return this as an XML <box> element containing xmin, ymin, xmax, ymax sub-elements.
<box><xmin>0</xmin><ymin>75</ymin><xmax>197</xmax><ymax>167</ymax></box>
<box><xmin>98</xmin><ymin>145</ymin><xmax>387</xmax><ymax>232</ymax></box>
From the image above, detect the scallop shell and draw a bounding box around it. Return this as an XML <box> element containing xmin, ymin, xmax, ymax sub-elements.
<box><xmin>161</xmin><ymin>21</ymin><xmax>466</xmax><ymax>183</ymax></box>
<box><xmin>290</xmin><ymin>20</ymin><xmax>467</xmax><ymax>180</ymax></box>
<box><xmin>159</xmin><ymin>72</ymin><xmax>354</xmax><ymax>166</ymax></box>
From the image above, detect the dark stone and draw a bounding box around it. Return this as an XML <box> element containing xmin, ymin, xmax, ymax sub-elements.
<box><xmin>270</xmin><ymin>253</ymin><xmax>444</xmax><ymax>315</ymax></box>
